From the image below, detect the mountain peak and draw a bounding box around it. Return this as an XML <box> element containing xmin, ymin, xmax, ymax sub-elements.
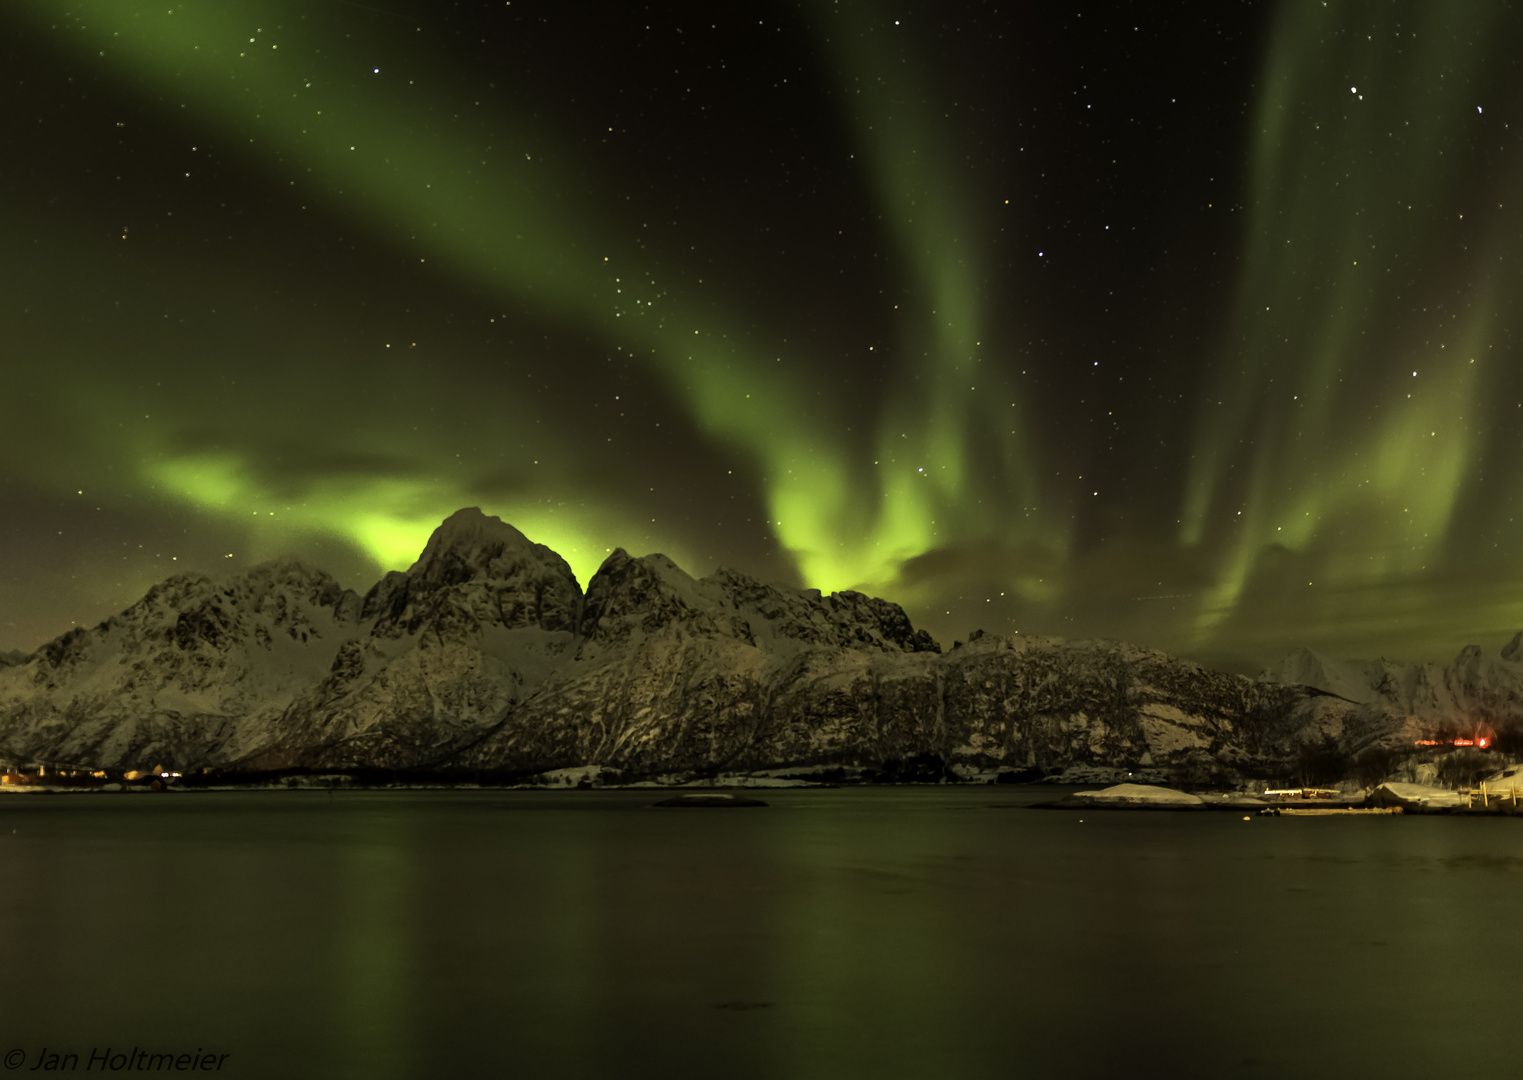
<box><xmin>412</xmin><ymin>507</ymin><xmax>536</xmax><ymax>569</ymax></box>
<box><xmin>1261</xmin><ymin>645</ymin><xmax>1372</xmax><ymax>703</ymax></box>
<box><xmin>403</xmin><ymin>507</ymin><xmax>576</xmax><ymax>590</ymax></box>
<box><xmin>361</xmin><ymin>508</ymin><xmax>582</xmax><ymax>634</ymax></box>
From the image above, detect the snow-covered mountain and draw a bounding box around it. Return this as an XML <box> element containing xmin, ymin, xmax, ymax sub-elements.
<box><xmin>1262</xmin><ymin>635</ymin><xmax>1523</xmax><ymax>733</ymax></box>
<box><xmin>1</xmin><ymin>507</ymin><xmax>1512</xmax><ymax>783</ymax></box>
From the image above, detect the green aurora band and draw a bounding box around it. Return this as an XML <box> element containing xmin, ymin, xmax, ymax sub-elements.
<box><xmin>1183</xmin><ymin>0</ymin><xmax>1523</xmax><ymax>654</ymax></box>
<box><xmin>18</xmin><ymin>0</ymin><xmax>1052</xmax><ymax>600</ymax></box>
<box><xmin>11</xmin><ymin>0</ymin><xmax>1523</xmax><ymax>663</ymax></box>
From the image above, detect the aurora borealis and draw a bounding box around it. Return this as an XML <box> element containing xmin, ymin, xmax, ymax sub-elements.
<box><xmin>4</xmin><ymin>1</ymin><xmax>1523</xmax><ymax>670</ymax></box>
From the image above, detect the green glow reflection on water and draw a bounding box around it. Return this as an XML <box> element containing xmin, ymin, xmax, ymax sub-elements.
<box><xmin>0</xmin><ymin>789</ymin><xmax>1518</xmax><ymax>1078</ymax></box>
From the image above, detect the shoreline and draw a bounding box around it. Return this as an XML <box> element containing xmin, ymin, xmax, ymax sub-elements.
<box><xmin>1</xmin><ymin>778</ymin><xmax>1512</xmax><ymax>815</ymax></box>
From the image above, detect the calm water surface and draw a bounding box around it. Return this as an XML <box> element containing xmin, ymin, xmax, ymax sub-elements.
<box><xmin>1</xmin><ymin>787</ymin><xmax>1518</xmax><ymax>1078</ymax></box>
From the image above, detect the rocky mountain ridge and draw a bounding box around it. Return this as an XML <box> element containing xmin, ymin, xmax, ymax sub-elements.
<box><xmin>1263</xmin><ymin>637</ymin><xmax>1523</xmax><ymax>735</ymax></box>
<box><xmin>1</xmin><ymin>508</ymin><xmax>1519</xmax><ymax>784</ymax></box>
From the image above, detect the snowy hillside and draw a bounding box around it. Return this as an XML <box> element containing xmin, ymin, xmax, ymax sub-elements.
<box><xmin>1263</xmin><ymin>634</ymin><xmax>1523</xmax><ymax>729</ymax></box>
<box><xmin>2</xmin><ymin>507</ymin><xmax>1512</xmax><ymax>783</ymax></box>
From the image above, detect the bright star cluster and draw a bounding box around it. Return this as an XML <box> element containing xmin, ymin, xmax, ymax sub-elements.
<box><xmin>2</xmin><ymin>1</ymin><xmax>1522</xmax><ymax>671</ymax></box>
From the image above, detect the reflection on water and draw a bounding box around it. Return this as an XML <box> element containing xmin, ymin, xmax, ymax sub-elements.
<box><xmin>0</xmin><ymin>788</ymin><xmax>1518</xmax><ymax>1078</ymax></box>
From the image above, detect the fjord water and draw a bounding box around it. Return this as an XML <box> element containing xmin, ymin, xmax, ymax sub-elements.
<box><xmin>1</xmin><ymin>789</ymin><xmax>1517</xmax><ymax>1079</ymax></box>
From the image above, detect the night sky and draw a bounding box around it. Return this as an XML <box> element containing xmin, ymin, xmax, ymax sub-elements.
<box><xmin>5</xmin><ymin>0</ymin><xmax>1523</xmax><ymax>672</ymax></box>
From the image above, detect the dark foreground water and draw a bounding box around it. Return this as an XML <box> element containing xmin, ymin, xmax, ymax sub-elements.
<box><xmin>1</xmin><ymin>787</ymin><xmax>1519</xmax><ymax>1079</ymax></box>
